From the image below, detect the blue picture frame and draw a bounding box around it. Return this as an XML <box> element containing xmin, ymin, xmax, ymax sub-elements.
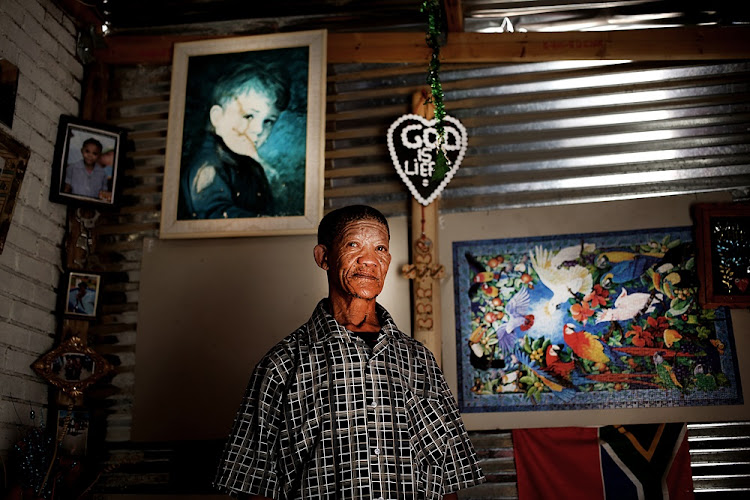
<box><xmin>453</xmin><ymin>226</ymin><xmax>742</xmax><ymax>413</ymax></box>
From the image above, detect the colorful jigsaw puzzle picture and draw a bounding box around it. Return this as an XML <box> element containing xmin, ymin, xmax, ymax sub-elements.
<box><xmin>453</xmin><ymin>226</ymin><xmax>742</xmax><ymax>413</ymax></box>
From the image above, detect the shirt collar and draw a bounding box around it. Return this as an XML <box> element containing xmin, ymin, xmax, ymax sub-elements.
<box><xmin>307</xmin><ymin>298</ymin><xmax>400</xmax><ymax>344</ymax></box>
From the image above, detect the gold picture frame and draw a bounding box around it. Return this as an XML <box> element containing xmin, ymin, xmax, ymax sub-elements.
<box><xmin>31</xmin><ymin>336</ymin><xmax>113</xmax><ymax>397</ymax></box>
<box><xmin>159</xmin><ymin>30</ymin><xmax>327</xmax><ymax>239</ymax></box>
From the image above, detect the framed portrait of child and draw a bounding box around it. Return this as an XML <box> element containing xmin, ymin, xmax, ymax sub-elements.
<box><xmin>49</xmin><ymin>115</ymin><xmax>127</xmax><ymax>208</ymax></box>
<box><xmin>159</xmin><ymin>30</ymin><xmax>327</xmax><ymax>239</ymax></box>
<box><xmin>63</xmin><ymin>271</ymin><xmax>101</xmax><ymax>319</ymax></box>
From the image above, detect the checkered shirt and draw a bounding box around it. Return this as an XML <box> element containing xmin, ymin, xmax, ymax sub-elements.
<box><xmin>214</xmin><ymin>299</ymin><xmax>485</xmax><ymax>499</ymax></box>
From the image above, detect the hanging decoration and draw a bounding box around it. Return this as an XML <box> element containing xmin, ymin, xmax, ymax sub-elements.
<box><xmin>420</xmin><ymin>0</ymin><xmax>449</xmax><ymax>179</ymax></box>
<box><xmin>387</xmin><ymin>113</ymin><xmax>467</xmax><ymax>206</ymax></box>
<box><xmin>388</xmin><ymin>0</ymin><xmax>467</xmax><ymax>206</ymax></box>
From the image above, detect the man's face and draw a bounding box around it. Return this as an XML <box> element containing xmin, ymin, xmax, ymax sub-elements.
<box><xmin>210</xmin><ymin>89</ymin><xmax>280</xmax><ymax>158</ymax></box>
<box><xmin>81</xmin><ymin>143</ymin><xmax>101</xmax><ymax>168</ymax></box>
<box><xmin>323</xmin><ymin>219</ymin><xmax>391</xmax><ymax>301</ymax></box>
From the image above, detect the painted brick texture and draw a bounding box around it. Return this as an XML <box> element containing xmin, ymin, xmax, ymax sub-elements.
<box><xmin>0</xmin><ymin>0</ymin><xmax>81</xmax><ymax>459</ymax></box>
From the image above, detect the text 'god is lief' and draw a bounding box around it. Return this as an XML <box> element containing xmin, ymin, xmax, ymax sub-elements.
<box><xmin>399</xmin><ymin>123</ymin><xmax>463</xmax><ymax>186</ymax></box>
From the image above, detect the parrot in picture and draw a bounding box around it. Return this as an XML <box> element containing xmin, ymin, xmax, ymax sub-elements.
<box><xmin>496</xmin><ymin>287</ymin><xmax>535</xmax><ymax>352</ymax></box>
<box><xmin>529</xmin><ymin>245</ymin><xmax>593</xmax><ymax>315</ymax></box>
<box><xmin>595</xmin><ymin>288</ymin><xmax>660</xmax><ymax>323</ymax></box>
<box><xmin>465</xmin><ymin>252</ymin><xmax>507</xmax><ymax>299</ymax></box>
<box><xmin>653</xmin><ymin>351</ymin><xmax>683</xmax><ymax>390</ymax></box>
<box><xmin>563</xmin><ymin>323</ymin><xmax>628</xmax><ymax>369</ymax></box>
<box><xmin>544</xmin><ymin>344</ymin><xmax>575</xmax><ymax>379</ymax></box>
<box><xmin>597</xmin><ymin>253</ymin><xmax>661</xmax><ymax>288</ymax></box>
<box><xmin>515</xmin><ymin>350</ymin><xmax>576</xmax><ymax>402</ymax></box>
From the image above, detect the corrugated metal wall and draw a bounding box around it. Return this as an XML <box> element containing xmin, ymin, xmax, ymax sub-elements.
<box><xmin>91</xmin><ymin>58</ymin><xmax>750</xmax><ymax>495</ymax></box>
<box><xmin>326</xmin><ymin>59</ymin><xmax>750</xmax><ymax>215</ymax></box>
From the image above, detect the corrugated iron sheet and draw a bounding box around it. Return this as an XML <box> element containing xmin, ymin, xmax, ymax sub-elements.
<box><xmin>92</xmin><ymin>58</ymin><xmax>750</xmax><ymax>496</ymax></box>
<box><xmin>326</xmin><ymin>59</ymin><xmax>750</xmax><ymax>216</ymax></box>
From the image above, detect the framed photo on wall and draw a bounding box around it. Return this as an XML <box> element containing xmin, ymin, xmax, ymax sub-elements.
<box><xmin>49</xmin><ymin>115</ymin><xmax>126</xmax><ymax>208</ymax></box>
<box><xmin>63</xmin><ymin>271</ymin><xmax>101</xmax><ymax>318</ymax></box>
<box><xmin>694</xmin><ymin>202</ymin><xmax>750</xmax><ymax>308</ymax></box>
<box><xmin>0</xmin><ymin>126</ymin><xmax>30</xmax><ymax>254</ymax></box>
<box><xmin>159</xmin><ymin>30</ymin><xmax>327</xmax><ymax>239</ymax></box>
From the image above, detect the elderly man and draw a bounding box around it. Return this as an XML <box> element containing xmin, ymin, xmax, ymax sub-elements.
<box><xmin>215</xmin><ymin>205</ymin><xmax>485</xmax><ymax>499</ymax></box>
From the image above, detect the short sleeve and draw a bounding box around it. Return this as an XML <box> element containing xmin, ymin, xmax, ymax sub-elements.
<box><xmin>214</xmin><ymin>354</ymin><xmax>286</xmax><ymax>498</ymax></box>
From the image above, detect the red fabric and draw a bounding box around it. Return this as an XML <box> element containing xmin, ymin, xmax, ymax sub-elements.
<box><xmin>666</xmin><ymin>429</ymin><xmax>695</xmax><ymax>499</ymax></box>
<box><xmin>513</xmin><ymin>427</ymin><xmax>605</xmax><ymax>500</ymax></box>
<box><xmin>513</xmin><ymin>425</ymin><xmax>694</xmax><ymax>500</ymax></box>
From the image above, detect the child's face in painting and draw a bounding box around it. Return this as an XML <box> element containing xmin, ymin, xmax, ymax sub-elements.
<box><xmin>210</xmin><ymin>88</ymin><xmax>280</xmax><ymax>158</ymax></box>
<box><xmin>81</xmin><ymin>143</ymin><xmax>102</xmax><ymax>168</ymax></box>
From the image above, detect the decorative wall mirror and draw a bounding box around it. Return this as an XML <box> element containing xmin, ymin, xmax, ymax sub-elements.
<box><xmin>31</xmin><ymin>336</ymin><xmax>113</xmax><ymax>397</ymax></box>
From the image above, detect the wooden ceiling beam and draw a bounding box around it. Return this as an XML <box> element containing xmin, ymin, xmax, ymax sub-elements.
<box><xmin>443</xmin><ymin>0</ymin><xmax>464</xmax><ymax>32</ymax></box>
<box><xmin>94</xmin><ymin>26</ymin><xmax>750</xmax><ymax>66</ymax></box>
<box><xmin>56</xmin><ymin>0</ymin><xmax>104</xmax><ymax>30</ymax></box>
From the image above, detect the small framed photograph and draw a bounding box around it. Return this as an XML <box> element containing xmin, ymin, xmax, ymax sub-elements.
<box><xmin>64</xmin><ymin>271</ymin><xmax>101</xmax><ymax>318</ymax></box>
<box><xmin>49</xmin><ymin>115</ymin><xmax>127</xmax><ymax>208</ymax></box>
<box><xmin>57</xmin><ymin>409</ymin><xmax>90</xmax><ymax>456</ymax></box>
<box><xmin>159</xmin><ymin>30</ymin><xmax>326</xmax><ymax>238</ymax></box>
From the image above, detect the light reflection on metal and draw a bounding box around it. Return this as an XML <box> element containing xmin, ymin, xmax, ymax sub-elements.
<box><xmin>478</xmin><ymin>16</ymin><xmax>517</xmax><ymax>33</ymax></box>
<box><xmin>448</xmin><ymin>165</ymin><xmax>750</xmax><ymax>196</ymax></box>
<box><xmin>327</xmin><ymin>59</ymin><xmax>750</xmax><ymax>213</ymax></box>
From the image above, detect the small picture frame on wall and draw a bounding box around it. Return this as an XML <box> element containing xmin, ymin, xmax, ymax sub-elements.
<box><xmin>64</xmin><ymin>271</ymin><xmax>101</xmax><ymax>318</ymax></box>
<box><xmin>694</xmin><ymin>202</ymin><xmax>750</xmax><ymax>308</ymax></box>
<box><xmin>57</xmin><ymin>409</ymin><xmax>90</xmax><ymax>456</ymax></box>
<box><xmin>49</xmin><ymin>115</ymin><xmax>126</xmax><ymax>208</ymax></box>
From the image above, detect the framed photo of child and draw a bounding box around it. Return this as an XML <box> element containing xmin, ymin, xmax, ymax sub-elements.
<box><xmin>63</xmin><ymin>271</ymin><xmax>101</xmax><ymax>319</ymax></box>
<box><xmin>49</xmin><ymin>115</ymin><xmax>127</xmax><ymax>208</ymax></box>
<box><xmin>159</xmin><ymin>30</ymin><xmax>327</xmax><ymax>239</ymax></box>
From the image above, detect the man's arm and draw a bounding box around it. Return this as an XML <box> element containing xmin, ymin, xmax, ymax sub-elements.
<box><xmin>240</xmin><ymin>493</ymin><xmax>456</xmax><ymax>499</ymax></box>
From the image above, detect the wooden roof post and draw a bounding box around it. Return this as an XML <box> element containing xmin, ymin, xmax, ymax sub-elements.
<box><xmin>402</xmin><ymin>89</ymin><xmax>445</xmax><ymax>367</ymax></box>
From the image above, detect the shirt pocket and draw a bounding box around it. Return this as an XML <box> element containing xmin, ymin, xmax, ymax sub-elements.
<box><xmin>405</xmin><ymin>391</ymin><xmax>448</xmax><ymax>499</ymax></box>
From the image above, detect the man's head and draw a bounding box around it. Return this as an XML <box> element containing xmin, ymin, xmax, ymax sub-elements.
<box><xmin>209</xmin><ymin>65</ymin><xmax>290</xmax><ymax>157</ymax></box>
<box><xmin>80</xmin><ymin>138</ymin><xmax>102</xmax><ymax>168</ymax></box>
<box><xmin>314</xmin><ymin>205</ymin><xmax>391</xmax><ymax>302</ymax></box>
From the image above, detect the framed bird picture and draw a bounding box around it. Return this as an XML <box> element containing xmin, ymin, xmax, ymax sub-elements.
<box><xmin>452</xmin><ymin>226</ymin><xmax>742</xmax><ymax>414</ymax></box>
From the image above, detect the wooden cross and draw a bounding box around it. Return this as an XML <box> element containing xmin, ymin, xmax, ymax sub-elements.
<box><xmin>401</xmin><ymin>90</ymin><xmax>445</xmax><ymax>366</ymax></box>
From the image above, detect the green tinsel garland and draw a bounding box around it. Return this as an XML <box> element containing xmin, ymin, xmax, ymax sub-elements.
<box><xmin>421</xmin><ymin>0</ymin><xmax>450</xmax><ymax>180</ymax></box>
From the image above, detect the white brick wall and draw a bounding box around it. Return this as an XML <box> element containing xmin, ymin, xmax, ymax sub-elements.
<box><xmin>0</xmin><ymin>0</ymin><xmax>81</xmax><ymax>458</ymax></box>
